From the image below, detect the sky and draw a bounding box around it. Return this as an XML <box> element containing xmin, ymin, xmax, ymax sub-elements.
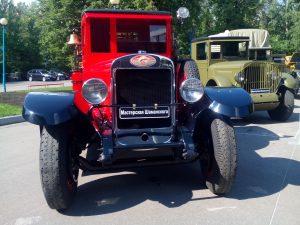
<box><xmin>13</xmin><ymin>0</ymin><xmax>36</xmax><ymax>5</ymax></box>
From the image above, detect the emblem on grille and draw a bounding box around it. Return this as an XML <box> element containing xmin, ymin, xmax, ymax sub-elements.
<box><xmin>130</xmin><ymin>55</ymin><xmax>157</xmax><ymax>67</ymax></box>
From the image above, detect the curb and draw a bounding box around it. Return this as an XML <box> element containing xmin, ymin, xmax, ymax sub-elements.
<box><xmin>0</xmin><ymin>115</ymin><xmax>25</xmax><ymax>126</ymax></box>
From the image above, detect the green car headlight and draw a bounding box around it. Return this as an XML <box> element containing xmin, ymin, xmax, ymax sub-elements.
<box><xmin>235</xmin><ymin>72</ymin><xmax>245</xmax><ymax>83</ymax></box>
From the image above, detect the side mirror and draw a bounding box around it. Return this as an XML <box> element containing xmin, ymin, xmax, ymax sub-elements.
<box><xmin>176</xmin><ymin>7</ymin><xmax>190</xmax><ymax>24</ymax></box>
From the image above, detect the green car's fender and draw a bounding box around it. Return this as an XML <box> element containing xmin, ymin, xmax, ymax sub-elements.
<box><xmin>281</xmin><ymin>72</ymin><xmax>297</xmax><ymax>90</ymax></box>
<box><xmin>206</xmin><ymin>62</ymin><xmax>243</xmax><ymax>87</ymax></box>
<box><xmin>207</xmin><ymin>75</ymin><xmax>233</xmax><ymax>87</ymax></box>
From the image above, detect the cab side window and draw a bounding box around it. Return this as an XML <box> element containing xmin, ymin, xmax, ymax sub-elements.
<box><xmin>196</xmin><ymin>43</ymin><xmax>206</xmax><ymax>60</ymax></box>
<box><xmin>90</xmin><ymin>18</ymin><xmax>110</xmax><ymax>53</ymax></box>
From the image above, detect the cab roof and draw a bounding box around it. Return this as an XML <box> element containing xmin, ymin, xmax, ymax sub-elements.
<box><xmin>192</xmin><ymin>36</ymin><xmax>250</xmax><ymax>43</ymax></box>
<box><xmin>83</xmin><ymin>9</ymin><xmax>172</xmax><ymax>16</ymax></box>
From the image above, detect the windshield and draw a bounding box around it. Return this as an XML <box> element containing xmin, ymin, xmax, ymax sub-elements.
<box><xmin>89</xmin><ymin>17</ymin><xmax>167</xmax><ymax>54</ymax></box>
<box><xmin>249</xmin><ymin>49</ymin><xmax>271</xmax><ymax>60</ymax></box>
<box><xmin>291</xmin><ymin>53</ymin><xmax>300</xmax><ymax>63</ymax></box>
<box><xmin>116</xmin><ymin>19</ymin><xmax>166</xmax><ymax>53</ymax></box>
<box><xmin>210</xmin><ymin>41</ymin><xmax>248</xmax><ymax>59</ymax></box>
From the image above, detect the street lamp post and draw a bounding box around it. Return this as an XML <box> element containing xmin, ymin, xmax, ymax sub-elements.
<box><xmin>110</xmin><ymin>0</ymin><xmax>120</xmax><ymax>9</ymax></box>
<box><xmin>0</xmin><ymin>18</ymin><xmax>8</xmax><ymax>93</ymax></box>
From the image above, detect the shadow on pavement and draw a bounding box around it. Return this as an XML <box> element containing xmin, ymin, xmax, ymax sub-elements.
<box><xmin>62</xmin><ymin>163</ymin><xmax>220</xmax><ymax>216</ymax></box>
<box><xmin>234</xmin><ymin>111</ymin><xmax>300</xmax><ymax>125</ymax></box>
<box><xmin>228</xmin><ymin>123</ymin><xmax>300</xmax><ymax>200</ymax></box>
<box><xmin>61</xmin><ymin>114</ymin><xmax>300</xmax><ymax>216</ymax></box>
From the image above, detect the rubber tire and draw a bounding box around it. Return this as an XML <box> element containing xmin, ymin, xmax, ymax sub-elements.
<box><xmin>42</xmin><ymin>77</ymin><xmax>46</xmax><ymax>82</ymax></box>
<box><xmin>40</xmin><ymin>125</ymin><xmax>78</xmax><ymax>210</ymax></box>
<box><xmin>57</xmin><ymin>76</ymin><xmax>60</xmax><ymax>81</ymax></box>
<box><xmin>28</xmin><ymin>76</ymin><xmax>32</xmax><ymax>82</ymax></box>
<box><xmin>198</xmin><ymin>113</ymin><xmax>237</xmax><ymax>194</ymax></box>
<box><xmin>268</xmin><ymin>89</ymin><xmax>294</xmax><ymax>121</ymax></box>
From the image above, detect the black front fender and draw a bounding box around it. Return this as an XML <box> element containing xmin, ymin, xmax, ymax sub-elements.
<box><xmin>186</xmin><ymin>87</ymin><xmax>252</xmax><ymax>132</ymax></box>
<box><xmin>205</xmin><ymin>87</ymin><xmax>253</xmax><ymax>118</ymax></box>
<box><xmin>22</xmin><ymin>92</ymin><xmax>78</xmax><ymax>126</ymax></box>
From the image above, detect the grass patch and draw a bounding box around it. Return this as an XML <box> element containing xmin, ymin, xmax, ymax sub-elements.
<box><xmin>20</xmin><ymin>86</ymin><xmax>72</xmax><ymax>92</ymax></box>
<box><xmin>0</xmin><ymin>86</ymin><xmax>73</xmax><ymax>117</ymax></box>
<box><xmin>0</xmin><ymin>103</ymin><xmax>22</xmax><ymax>117</ymax></box>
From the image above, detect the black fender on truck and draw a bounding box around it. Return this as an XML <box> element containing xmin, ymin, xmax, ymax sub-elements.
<box><xmin>205</xmin><ymin>87</ymin><xmax>253</xmax><ymax>118</ymax></box>
<box><xmin>187</xmin><ymin>87</ymin><xmax>253</xmax><ymax>132</ymax></box>
<box><xmin>22</xmin><ymin>92</ymin><xmax>78</xmax><ymax>126</ymax></box>
<box><xmin>179</xmin><ymin>59</ymin><xmax>253</xmax><ymax>131</ymax></box>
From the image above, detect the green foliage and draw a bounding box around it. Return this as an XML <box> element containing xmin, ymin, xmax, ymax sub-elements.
<box><xmin>0</xmin><ymin>0</ymin><xmax>42</xmax><ymax>79</ymax></box>
<box><xmin>0</xmin><ymin>103</ymin><xmax>22</xmax><ymax>117</ymax></box>
<box><xmin>260</xmin><ymin>0</ymin><xmax>300</xmax><ymax>54</ymax></box>
<box><xmin>0</xmin><ymin>0</ymin><xmax>299</xmax><ymax>76</ymax></box>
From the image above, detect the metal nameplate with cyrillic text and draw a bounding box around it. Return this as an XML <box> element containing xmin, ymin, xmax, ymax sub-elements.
<box><xmin>119</xmin><ymin>106</ymin><xmax>170</xmax><ymax>119</ymax></box>
<box><xmin>251</xmin><ymin>88</ymin><xmax>270</xmax><ymax>94</ymax></box>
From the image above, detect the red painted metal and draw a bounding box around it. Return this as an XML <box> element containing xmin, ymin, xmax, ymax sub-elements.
<box><xmin>73</xmin><ymin>10</ymin><xmax>175</xmax><ymax>122</ymax></box>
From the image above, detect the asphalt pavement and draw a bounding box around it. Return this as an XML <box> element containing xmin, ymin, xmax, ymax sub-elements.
<box><xmin>0</xmin><ymin>100</ymin><xmax>300</xmax><ymax>225</ymax></box>
<box><xmin>1</xmin><ymin>80</ymin><xmax>72</xmax><ymax>92</ymax></box>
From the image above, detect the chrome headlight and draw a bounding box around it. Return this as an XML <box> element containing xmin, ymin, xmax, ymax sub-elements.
<box><xmin>235</xmin><ymin>72</ymin><xmax>245</xmax><ymax>83</ymax></box>
<box><xmin>180</xmin><ymin>78</ymin><xmax>204</xmax><ymax>103</ymax></box>
<box><xmin>82</xmin><ymin>78</ymin><xmax>108</xmax><ymax>104</ymax></box>
<box><xmin>269</xmin><ymin>71</ymin><xmax>278</xmax><ymax>80</ymax></box>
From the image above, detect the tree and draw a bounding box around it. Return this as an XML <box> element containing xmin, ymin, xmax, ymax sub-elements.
<box><xmin>2</xmin><ymin>0</ymin><xmax>300</xmax><ymax>76</ymax></box>
<box><xmin>0</xmin><ymin>0</ymin><xmax>41</xmax><ymax>78</ymax></box>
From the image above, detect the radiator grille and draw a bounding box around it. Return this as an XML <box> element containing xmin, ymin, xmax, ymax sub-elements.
<box><xmin>242</xmin><ymin>62</ymin><xmax>283</xmax><ymax>93</ymax></box>
<box><xmin>115</xmin><ymin>69</ymin><xmax>171</xmax><ymax>105</ymax></box>
<box><xmin>115</xmin><ymin>68</ymin><xmax>172</xmax><ymax>129</ymax></box>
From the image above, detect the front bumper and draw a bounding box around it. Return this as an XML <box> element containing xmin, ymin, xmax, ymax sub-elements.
<box><xmin>251</xmin><ymin>93</ymin><xmax>280</xmax><ymax>111</ymax></box>
<box><xmin>79</xmin><ymin>124</ymin><xmax>198</xmax><ymax>172</ymax></box>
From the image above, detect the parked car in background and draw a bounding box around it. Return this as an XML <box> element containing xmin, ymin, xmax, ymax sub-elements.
<box><xmin>27</xmin><ymin>69</ymin><xmax>57</xmax><ymax>82</ymax></box>
<box><xmin>290</xmin><ymin>62</ymin><xmax>300</xmax><ymax>95</ymax></box>
<box><xmin>282</xmin><ymin>52</ymin><xmax>300</xmax><ymax>94</ymax></box>
<box><xmin>49</xmin><ymin>69</ymin><xmax>69</xmax><ymax>80</ymax></box>
<box><xmin>191</xmin><ymin>29</ymin><xmax>297</xmax><ymax>121</ymax></box>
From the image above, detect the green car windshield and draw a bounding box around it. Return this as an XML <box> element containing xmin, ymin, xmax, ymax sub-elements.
<box><xmin>210</xmin><ymin>41</ymin><xmax>248</xmax><ymax>60</ymax></box>
<box><xmin>290</xmin><ymin>53</ymin><xmax>300</xmax><ymax>63</ymax></box>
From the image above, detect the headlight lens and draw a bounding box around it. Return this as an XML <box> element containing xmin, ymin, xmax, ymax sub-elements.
<box><xmin>82</xmin><ymin>78</ymin><xmax>108</xmax><ymax>104</ymax></box>
<box><xmin>180</xmin><ymin>78</ymin><xmax>204</xmax><ymax>103</ymax></box>
<box><xmin>270</xmin><ymin>71</ymin><xmax>278</xmax><ymax>80</ymax></box>
<box><xmin>235</xmin><ymin>72</ymin><xmax>245</xmax><ymax>83</ymax></box>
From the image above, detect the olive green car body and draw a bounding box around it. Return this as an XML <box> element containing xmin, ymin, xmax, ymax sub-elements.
<box><xmin>191</xmin><ymin>36</ymin><xmax>296</xmax><ymax>112</ymax></box>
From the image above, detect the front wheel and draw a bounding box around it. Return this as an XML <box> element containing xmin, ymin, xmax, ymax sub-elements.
<box><xmin>268</xmin><ymin>89</ymin><xmax>294</xmax><ymax>121</ymax></box>
<box><xmin>198</xmin><ymin>113</ymin><xmax>237</xmax><ymax>194</ymax></box>
<box><xmin>40</xmin><ymin>125</ymin><xmax>79</xmax><ymax>210</ymax></box>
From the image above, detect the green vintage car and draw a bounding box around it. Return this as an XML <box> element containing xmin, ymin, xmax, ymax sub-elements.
<box><xmin>191</xmin><ymin>35</ymin><xmax>296</xmax><ymax>121</ymax></box>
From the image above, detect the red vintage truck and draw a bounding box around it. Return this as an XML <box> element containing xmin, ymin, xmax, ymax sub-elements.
<box><xmin>23</xmin><ymin>7</ymin><xmax>252</xmax><ymax>210</ymax></box>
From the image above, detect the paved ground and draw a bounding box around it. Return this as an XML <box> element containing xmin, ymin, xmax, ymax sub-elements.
<box><xmin>1</xmin><ymin>80</ymin><xmax>72</xmax><ymax>92</ymax></box>
<box><xmin>1</xmin><ymin>100</ymin><xmax>300</xmax><ymax>225</ymax></box>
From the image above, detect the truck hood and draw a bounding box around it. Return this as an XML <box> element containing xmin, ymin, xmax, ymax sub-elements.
<box><xmin>83</xmin><ymin>53</ymin><xmax>173</xmax><ymax>78</ymax></box>
<box><xmin>209</xmin><ymin>60</ymin><xmax>252</xmax><ymax>70</ymax></box>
